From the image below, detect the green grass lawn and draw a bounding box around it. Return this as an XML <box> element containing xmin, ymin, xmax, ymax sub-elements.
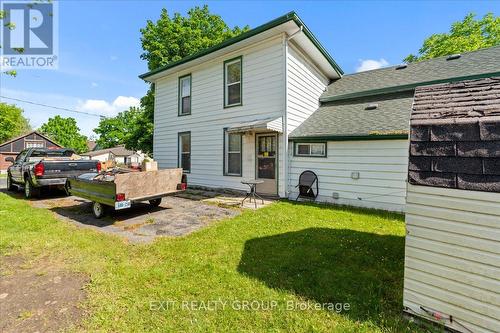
<box><xmin>0</xmin><ymin>174</ymin><xmax>6</xmax><ymax>178</ymax></box>
<box><xmin>0</xmin><ymin>192</ymin><xmax>422</xmax><ymax>332</ymax></box>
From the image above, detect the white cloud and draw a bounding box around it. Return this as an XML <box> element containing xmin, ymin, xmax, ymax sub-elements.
<box><xmin>78</xmin><ymin>96</ymin><xmax>140</xmax><ymax>115</ymax></box>
<box><xmin>356</xmin><ymin>58</ymin><xmax>389</xmax><ymax>72</ymax></box>
<box><xmin>91</xmin><ymin>82</ymin><xmax>98</xmax><ymax>88</ymax></box>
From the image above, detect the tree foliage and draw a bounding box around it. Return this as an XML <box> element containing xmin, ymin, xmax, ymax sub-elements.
<box><xmin>0</xmin><ymin>103</ymin><xmax>31</xmax><ymax>142</ymax></box>
<box><xmin>94</xmin><ymin>108</ymin><xmax>140</xmax><ymax>149</ymax></box>
<box><xmin>40</xmin><ymin>116</ymin><xmax>88</xmax><ymax>153</ymax></box>
<box><xmin>132</xmin><ymin>5</ymin><xmax>249</xmax><ymax>155</ymax></box>
<box><xmin>404</xmin><ymin>13</ymin><xmax>500</xmax><ymax>63</ymax></box>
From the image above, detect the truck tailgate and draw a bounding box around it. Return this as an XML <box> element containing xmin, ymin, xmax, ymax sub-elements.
<box><xmin>41</xmin><ymin>160</ymin><xmax>99</xmax><ymax>178</ymax></box>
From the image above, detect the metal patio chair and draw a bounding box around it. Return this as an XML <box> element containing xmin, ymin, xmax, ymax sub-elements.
<box><xmin>295</xmin><ymin>170</ymin><xmax>319</xmax><ymax>201</ymax></box>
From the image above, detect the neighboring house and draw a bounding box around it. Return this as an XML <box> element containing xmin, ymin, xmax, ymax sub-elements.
<box><xmin>86</xmin><ymin>140</ymin><xmax>97</xmax><ymax>152</ymax></box>
<box><xmin>81</xmin><ymin>145</ymin><xmax>146</xmax><ymax>165</ymax></box>
<box><xmin>140</xmin><ymin>11</ymin><xmax>500</xmax><ymax>211</ymax></box>
<box><xmin>0</xmin><ymin>131</ymin><xmax>61</xmax><ymax>173</ymax></box>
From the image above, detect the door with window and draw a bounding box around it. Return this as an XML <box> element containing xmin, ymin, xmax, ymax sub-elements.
<box><xmin>255</xmin><ymin>133</ymin><xmax>277</xmax><ymax>195</ymax></box>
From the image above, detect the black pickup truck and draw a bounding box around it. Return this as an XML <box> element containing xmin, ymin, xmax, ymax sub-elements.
<box><xmin>6</xmin><ymin>148</ymin><xmax>100</xmax><ymax>198</ymax></box>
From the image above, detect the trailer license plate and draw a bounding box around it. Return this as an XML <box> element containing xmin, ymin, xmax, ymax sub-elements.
<box><xmin>115</xmin><ymin>200</ymin><xmax>131</xmax><ymax>210</ymax></box>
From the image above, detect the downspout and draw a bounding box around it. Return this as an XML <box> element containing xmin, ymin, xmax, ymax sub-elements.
<box><xmin>283</xmin><ymin>26</ymin><xmax>303</xmax><ymax>198</ymax></box>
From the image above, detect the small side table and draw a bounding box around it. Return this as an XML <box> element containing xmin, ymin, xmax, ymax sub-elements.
<box><xmin>241</xmin><ymin>179</ymin><xmax>264</xmax><ymax>208</ymax></box>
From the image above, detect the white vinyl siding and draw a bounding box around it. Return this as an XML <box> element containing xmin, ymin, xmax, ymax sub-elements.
<box><xmin>286</xmin><ymin>43</ymin><xmax>329</xmax><ymax>133</ymax></box>
<box><xmin>289</xmin><ymin>140</ymin><xmax>409</xmax><ymax>211</ymax></box>
<box><xmin>404</xmin><ymin>184</ymin><xmax>500</xmax><ymax>333</ymax></box>
<box><xmin>154</xmin><ymin>35</ymin><xmax>286</xmax><ymax>195</ymax></box>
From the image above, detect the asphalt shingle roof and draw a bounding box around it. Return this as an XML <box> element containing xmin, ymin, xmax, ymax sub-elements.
<box><xmin>321</xmin><ymin>46</ymin><xmax>500</xmax><ymax>102</ymax></box>
<box><xmin>81</xmin><ymin>145</ymin><xmax>134</xmax><ymax>157</ymax></box>
<box><xmin>290</xmin><ymin>92</ymin><xmax>414</xmax><ymax>138</ymax></box>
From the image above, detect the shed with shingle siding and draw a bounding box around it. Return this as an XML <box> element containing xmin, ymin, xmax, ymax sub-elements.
<box><xmin>403</xmin><ymin>78</ymin><xmax>500</xmax><ymax>333</ymax></box>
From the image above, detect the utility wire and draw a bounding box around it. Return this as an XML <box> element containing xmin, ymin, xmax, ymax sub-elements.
<box><xmin>0</xmin><ymin>95</ymin><xmax>106</xmax><ymax>118</ymax></box>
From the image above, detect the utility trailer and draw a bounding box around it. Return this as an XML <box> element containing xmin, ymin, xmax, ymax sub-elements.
<box><xmin>67</xmin><ymin>168</ymin><xmax>186</xmax><ymax>218</ymax></box>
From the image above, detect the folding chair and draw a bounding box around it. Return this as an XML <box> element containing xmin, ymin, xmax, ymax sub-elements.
<box><xmin>295</xmin><ymin>170</ymin><xmax>319</xmax><ymax>201</ymax></box>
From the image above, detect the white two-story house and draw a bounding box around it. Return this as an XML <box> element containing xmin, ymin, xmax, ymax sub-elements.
<box><xmin>140</xmin><ymin>12</ymin><xmax>341</xmax><ymax>198</ymax></box>
<box><xmin>140</xmin><ymin>11</ymin><xmax>500</xmax><ymax>211</ymax></box>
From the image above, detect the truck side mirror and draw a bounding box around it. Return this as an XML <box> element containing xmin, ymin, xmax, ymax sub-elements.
<box><xmin>5</xmin><ymin>157</ymin><xmax>15</xmax><ymax>164</ymax></box>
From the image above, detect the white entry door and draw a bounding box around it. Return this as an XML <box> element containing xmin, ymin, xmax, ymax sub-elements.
<box><xmin>255</xmin><ymin>133</ymin><xmax>277</xmax><ymax>195</ymax></box>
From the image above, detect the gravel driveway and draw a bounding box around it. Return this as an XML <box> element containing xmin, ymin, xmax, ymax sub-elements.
<box><xmin>2</xmin><ymin>185</ymin><xmax>242</xmax><ymax>243</ymax></box>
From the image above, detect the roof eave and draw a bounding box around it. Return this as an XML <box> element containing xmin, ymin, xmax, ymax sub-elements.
<box><xmin>139</xmin><ymin>11</ymin><xmax>343</xmax><ymax>81</ymax></box>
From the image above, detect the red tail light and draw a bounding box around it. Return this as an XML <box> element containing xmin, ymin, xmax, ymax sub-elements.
<box><xmin>116</xmin><ymin>193</ymin><xmax>126</xmax><ymax>202</ymax></box>
<box><xmin>34</xmin><ymin>162</ymin><xmax>44</xmax><ymax>176</ymax></box>
<box><xmin>96</xmin><ymin>161</ymin><xmax>101</xmax><ymax>173</ymax></box>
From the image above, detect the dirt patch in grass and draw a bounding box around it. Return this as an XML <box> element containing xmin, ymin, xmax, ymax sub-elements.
<box><xmin>0</xmin><ymin>254</ymin><xmax>88</xmax><ymax>333</ymax></box>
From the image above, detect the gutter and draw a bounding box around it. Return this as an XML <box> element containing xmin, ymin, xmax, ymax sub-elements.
<box><xmin>288</xmin><ymin>134</ymin><xmax>409</xmax><ymax>142</ymax></box>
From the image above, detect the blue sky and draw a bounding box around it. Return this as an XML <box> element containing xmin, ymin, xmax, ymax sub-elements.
<box><xmin>1</xmin><ymin>0</ymin><xmax>498</xmax><ymax>137</ymax></box>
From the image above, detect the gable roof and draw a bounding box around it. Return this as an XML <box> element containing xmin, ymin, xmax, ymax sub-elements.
<box><xmin>0</xmin><ymin>130</ymin><xmax>61</xmax><ymax>148</ymax></box>
<box><xmin>81</xmin><ymin>145</ymin><xmax>134</xmax><ymax>157</ymax></box>
<box><xmin>289</xmin><ymin>92</ymin><xmax>413</xmax><ymax>139</ymax></box>
<box><xmin>139</xmin><ymin>11</ymin><xmax>343</xmax><ymax>81</ymax></box>
<box><xmin>321</xmin><ymin>46</ymin><xmax>500</xmax><ymax>102</ymax></box>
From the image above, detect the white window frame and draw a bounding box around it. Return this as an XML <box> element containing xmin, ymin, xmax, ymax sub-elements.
<box><xmin>224</xmin><ymin>129</ymin><xmax>242</xmax><ymax>176</ymax></box>
<box><xmin>25</xmin><ymin>141</ymin><xmax>44</xmax><ymax>148</ymax></box>
<box><xmin>224</xmin><ymin>57</ymin><xmax>242</xmax><ymax>107</ymax></box>
<box><xmin>295</xmin><ymin>142</ymin><xmax>327</xmax><ymax>157</ymax></box>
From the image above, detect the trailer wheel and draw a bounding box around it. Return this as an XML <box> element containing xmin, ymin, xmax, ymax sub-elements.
<box><xmin>92</xmin><ymin>202</ymin><xmax>106</xmax><ymax>219</ymax></box>
<box><xmin>149</xmin><ymin>198</ymin><xmax>162</xmax><ymax>207</ymax></box>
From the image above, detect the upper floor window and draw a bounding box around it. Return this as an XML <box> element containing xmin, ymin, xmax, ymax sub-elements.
<box><xmin>224</xmin><ymin>57</ymin><xmax>242</xmax><ymax>107</ymax></box>
<box><xmin>179</xmin><ymin>74</ymin><xmax>191</xmax><ymax>116</ymax></box>
<box><xmin>295</xmin><ymin>142</ymin><xmax>327</xmax><ymax>157</ymax></box>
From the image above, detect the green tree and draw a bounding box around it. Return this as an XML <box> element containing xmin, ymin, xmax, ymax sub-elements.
<box><xmin>134</xmin><ymin>5</ymin><xmax>249</xmax><ymax>155</ymax></box>
<box><xmin>40</xmin><ymin>116</ymin><xmax>88</xmax><ymax>153</ymax></box>
<box><xmin>94</xmin><ymin>107</ymin><xmax>140</xmax><ymax>149</ymax></box>
<box><xmin>404</xmin><ymin>13</ymin><xmax>500</xmax><ymax>63</ymax></box>
<box><xmin>0</xmin><ymin>103</ymin><xmax>31</xmax><ymax>142</ymax></box>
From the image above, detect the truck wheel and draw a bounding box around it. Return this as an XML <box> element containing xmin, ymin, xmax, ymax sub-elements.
<box><xmin>149</xmin><ymin>198</ymin><xmax>162</xmax><ymax>207</ymax></box>
<box><xmin>92</xmin><ymin>202</ymin><xmax>106</xmax><ymax>219</ymax></box>
<box><xmin>24</xmin><ymin>178</ymin><xmax>39</xmax><ymax>199</ymax></box>
<box><xmin>6</xmin><ymin>173</ymin><xmax>15</xmax><ymax>191</ymax></box>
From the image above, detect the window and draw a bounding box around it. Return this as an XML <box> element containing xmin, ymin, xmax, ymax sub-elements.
<box><xmin>178</xmin><ymin>132</ymin><xmax>191</xmax><ymax>173</ymax></box>
<box><xmin>295</xmin><ymin>143</ymin><xmax>326</xmax><ymax>157</ymax></box>
<box><xmin>224</xmin><ymin>129</ymin><xmax>242</xmax><ymax>176</ymax></box>
<box><xmin>25</xmin><ymin>141</ymin><xmax>44</xmax><ymax>148</ymax></box>
<box><xmin>224</xmin><ymin>57</ymin><xmax>242</xmax><ymax>107</ymax></box>
<box><xmin>178</xmin><ymin>74</ymin><xmax>191</xmax><ymax>115</ymax></box>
